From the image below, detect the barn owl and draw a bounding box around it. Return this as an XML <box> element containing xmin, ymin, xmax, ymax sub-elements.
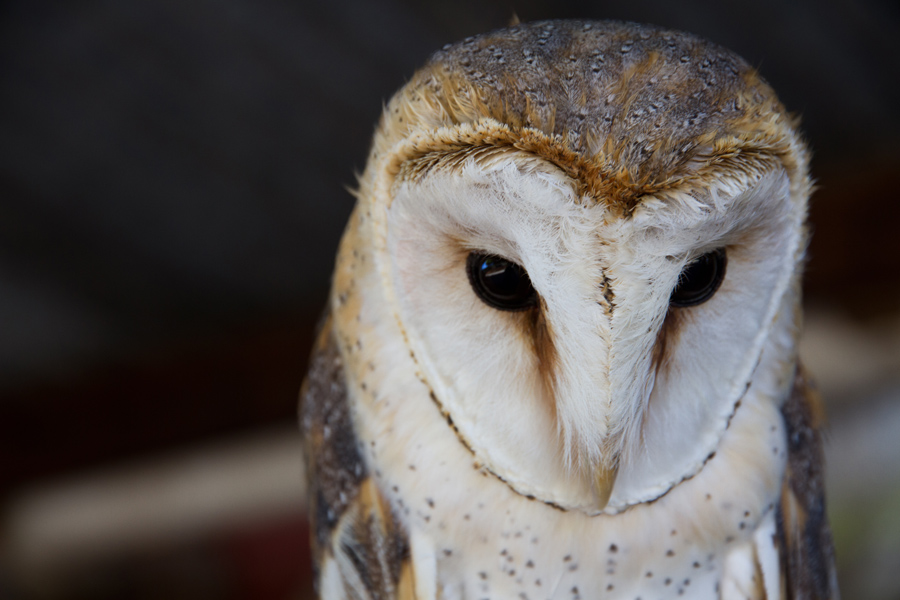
<box><xmin>300</xmin><ymin>20</ymin><xmax>839</xmax><ymax>600</ymax></box>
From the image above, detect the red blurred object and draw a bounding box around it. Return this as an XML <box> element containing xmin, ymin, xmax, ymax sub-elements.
<box><xmin>217</xmin><ymin>515</ymin><xmax>315</xmax><ymax>600</ymax></box>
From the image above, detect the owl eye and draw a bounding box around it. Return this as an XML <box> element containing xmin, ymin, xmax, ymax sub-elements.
<box><xmin>467</xmin><ymin>252</ymin><xmax>538</xmax><ymax>311</ymax></box>
<box><xmin>670</xmin><ymin>248</ymin><xmax>727</xmax><ymax>308</ymax></box>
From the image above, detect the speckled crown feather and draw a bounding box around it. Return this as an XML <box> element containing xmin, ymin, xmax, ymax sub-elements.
<box><xmin>364</xmin><ymin>20</ymin><xmax>809</xmax><ymax>215</ymax></box>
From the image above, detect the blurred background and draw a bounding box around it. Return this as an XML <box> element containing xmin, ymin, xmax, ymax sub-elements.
<box><xmin>0</xmin><ymin>1</ymin><xmax>898</xmax><ymax>598</ymax></box>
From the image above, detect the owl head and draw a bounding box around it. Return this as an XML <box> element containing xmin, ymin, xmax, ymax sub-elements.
<box><xmin>334</xmin><ymin>20</ymin><xmax>809</xmax><ymax>515</ymax></box>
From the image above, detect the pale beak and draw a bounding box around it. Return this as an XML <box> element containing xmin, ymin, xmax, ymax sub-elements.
<box><xmin>594</xmin><ymin>461</ymin><xmax>619</xmax><ymax>511</ymax></box>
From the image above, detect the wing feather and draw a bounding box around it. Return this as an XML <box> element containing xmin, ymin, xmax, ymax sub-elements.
<box><xmin>300</xmin><ymin>313</ymin><xmax>414</xmax><ymax>600</ymax></box>
<box><xmin>776</xmin><ymin>367</ymin><xmax>840</xmax><ymax>599</ymax></box>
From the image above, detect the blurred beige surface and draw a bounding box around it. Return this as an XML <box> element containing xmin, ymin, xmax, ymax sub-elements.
<box><xmin>803</xmin><ymin>310</ymin><xmax>900</xmax><ymax>600</ymax></box>
<box><xmin>4</xmin><ymin>427</ymin><xmax>306</xmax><ymax>576</ymax></box>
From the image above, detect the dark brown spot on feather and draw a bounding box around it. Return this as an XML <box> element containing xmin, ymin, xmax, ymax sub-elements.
<box><xmin>599</xmin><ymin>272</ymin><xmax>616</xmax><ymax>315</ymax></box>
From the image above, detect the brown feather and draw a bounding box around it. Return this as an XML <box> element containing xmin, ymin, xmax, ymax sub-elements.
<box><xmin>777</xmin><ymin>366</ymin><xmax>840</xmax><ymax>599</ymax></box>
<box><xmin>368</xmin><ymin>20</ymin><xmax>807</xmax><ymax>217</ymax></box>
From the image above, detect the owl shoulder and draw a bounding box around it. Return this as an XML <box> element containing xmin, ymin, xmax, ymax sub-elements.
<box><xmin>300</xmin><ymin>313</ymin><xmax>416</xmax><ymax>600</ymax></box>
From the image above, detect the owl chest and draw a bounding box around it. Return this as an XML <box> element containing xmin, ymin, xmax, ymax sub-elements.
<box><xmin>362</xmin><ymin>400</ymin><xmax>770</xmax><ymax>600</ymax></box>
<box><xmin>386</xmin><ymin>476</ymin><xmax>737</xmax><ymax>600</ymax></box>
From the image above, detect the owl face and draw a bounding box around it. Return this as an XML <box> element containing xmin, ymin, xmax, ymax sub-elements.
<box><xmin>336</xmin><ymin>21</ymin><xmax>809</xmax><ymax>516</ymax></box>
<box><xmin>375</xmin><ymin>143</ymin><xmax>802</xmax><ymax>514</ymax></box>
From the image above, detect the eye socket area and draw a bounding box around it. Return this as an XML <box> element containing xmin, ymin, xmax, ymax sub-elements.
<box><xmin>466</xmin><ymin>252</ymin><xmax>538</xmax><ymax>311</ymax></box>
<box><xmin>669</xmin><ymin>248</ymin><xmax>728</xmax><ymax>308</ymax></box>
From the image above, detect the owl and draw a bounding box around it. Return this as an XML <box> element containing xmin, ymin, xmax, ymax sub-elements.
<box><xmin>300</xmin><ymin>20</ymin><xmax>839</xmax><ymax>600</ymax></box>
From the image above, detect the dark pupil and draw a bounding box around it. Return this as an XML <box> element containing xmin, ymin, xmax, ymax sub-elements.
<box><xmin>670</xmin><ymin>248</ymin><xmax>727</xmax><ymax>308</ymax></box>
<box><xmin>467</xmin><ymin>252</ymin><xmax>537</xmax><ymax>311</ymax></box>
